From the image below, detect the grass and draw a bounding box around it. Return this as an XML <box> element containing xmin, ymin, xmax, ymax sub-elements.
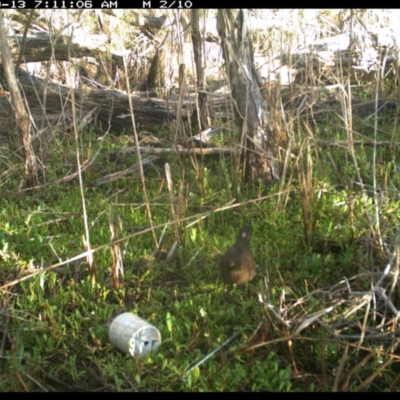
<box><xmin>1</xmin><ymin>110</ymin><xmax>399</xmax><ymax>392</ymax></box>
<box><xmin>0</xmin><ymin>131</ymin><xmax>288</xmax><ymax>391</ymax></box>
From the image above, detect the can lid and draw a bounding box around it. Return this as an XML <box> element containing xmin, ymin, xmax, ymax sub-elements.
<box><xmin>127</xmin><ymin>331</ymin><xmax>161</xmax><ymax>357</ymax></box>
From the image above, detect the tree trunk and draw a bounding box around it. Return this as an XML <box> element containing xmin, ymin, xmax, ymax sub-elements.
<box><xmin>0</xmin><ymin>10</ymin><xmax>37</xmax><ymax>189</ymax></box>
<box><xmin>216</xmin><ymin>9</ymin><xmax>279</xmax><ymax>185</ymax></box>
<box><xmin>146</xmin><ymin>46</ymin><xmax>166</xmax><ymax>91</ymax></box>
<box><xmin>191</xmin><ymin>10</ymin><xmax>211</xmax><ymax>129</ymax></box>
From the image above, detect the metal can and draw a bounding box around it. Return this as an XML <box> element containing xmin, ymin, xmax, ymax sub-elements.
<box><xmin>108</xmin><ymin>312</ymin><xmax>161</xmax><ymax>357</ymax></box>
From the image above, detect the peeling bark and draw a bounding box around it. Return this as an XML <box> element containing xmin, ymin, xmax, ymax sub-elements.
<box><xmin>217</xmin><ymin>9</ymin><xmax>279</xmax><ymax>185</ymax></box>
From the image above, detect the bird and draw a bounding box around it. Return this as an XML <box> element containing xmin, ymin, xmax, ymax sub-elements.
<box><xmin>219</xmin><ymin>226</ymin><xmax>256</xmax><ymax>285</ymax></box>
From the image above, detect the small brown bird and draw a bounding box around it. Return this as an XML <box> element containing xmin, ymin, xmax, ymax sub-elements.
<box><xmin>219</xmin><ymin>226</ymin><xmax>256</xmax><ymax>285</ymax></box>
